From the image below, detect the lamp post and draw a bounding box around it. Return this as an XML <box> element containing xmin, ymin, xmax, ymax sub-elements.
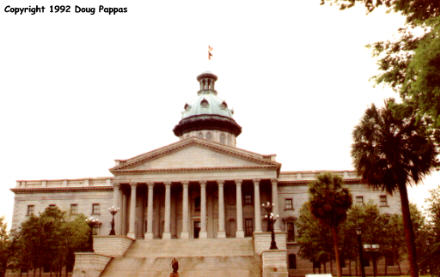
<box><xmin>86</xmin><ymin>216</ymin><xmax>101</xmax><ymax>252</ymax></box>
<box><xmin>262</xmin><ymin>201</ymin><xmax>279</xmax><ymax>250</ymax></box>
<box><xmin>356</xmin><ymin>227</ymin><xmax>366</xmax><ymax>277</ymax></box>
<box><xmin>363</xmin><ymin>244</ymin><xmax>380</xmax><ymax>277</ymax></box>
<box><xmin>108</xmin><ymin>206</ymin><xmax>120</xmax><ymax>235</ymax></box>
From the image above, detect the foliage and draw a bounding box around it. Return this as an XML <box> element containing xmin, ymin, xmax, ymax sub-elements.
<box><xmin>11</xmin><ymin>206</ymin><xmax>90</xmax><ymax>275</ymax></box>
<box><xmin>297</xmin><ymin>202</ymin><xmax>334</xmax><ymax>269</ymax></box>
<box><xmin>309</xmin><ymin>172</ymin><xmax>353</xmax><ymax>277</ymax></box>
<box><xmin>0</xmin><ymin>218</ymin><xmax>9</xmax><ymax>277</ymax></box>
<box><xmin>352</xmin><ymin>99</ymin><xmax>438</xmax><ymax>277</ymax></box>
<box><xmin>321</xmin><ymin>0</ymin><xmax>440</xmax><ymax>129</ymax></box>
<box><xmin>418</xmin><ymin>187</ymin><xmax>440</xmax><ymax>276</ymax></box>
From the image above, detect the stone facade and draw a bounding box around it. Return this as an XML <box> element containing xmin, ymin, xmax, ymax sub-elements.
<box><xmin>10</xmin><ymin>72</ymin><xmax>403</xmax><ymax>276</ymax></box>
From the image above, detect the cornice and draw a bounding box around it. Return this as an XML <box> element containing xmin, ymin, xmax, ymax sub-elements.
<box><xmin>112</xmin><ymin>165</ymin><xmax>278</xmax><ymax>175</ymax></box>
<box><xmin>278</xmin><ymin>178</ymin><xmax>363</xmax><ymax>186</ymax></box>
<box><xmin>11</xmin><ymin>186</ymin><xmax>113</xmax><ymax>194</ymax></box>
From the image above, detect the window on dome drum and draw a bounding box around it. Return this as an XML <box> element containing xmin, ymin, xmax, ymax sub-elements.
<box><xmin>70</xmin><ymin>203</ymin><xmax>78</xmax><ymax>215</ymax></box>
<box><xmin>49</xmin><ymin>204</ymin><xmax>56</xmax><ymax>208</ymax></box>
<box><xmin>198</xmin><ymin>132</ymin><xmax>203</xmax><ymax>138</ymax></box>
<box><xmin>288</xmin><ymin>254</ymin><xmax>297</xmax><ymax>269</ymax></box>
<box><xmin>284</xmin><ymin>198</ymin><xmax>293</xmax><ymax>210</ymax></box>
<box><xmin>244</xmin><ymin>193</ymin><xmax>253</xmax><ymax>205</ymax></box>
<box><xmin>287</xmin><ymin>222</ymin><xmax>295</xmax><ymax>242</ymax></box>
<box><xmin>380</xmin><ymin>195</ymin><xmax>388</xmax><ymax>207</ymax></box>
<box><xmin>355</xmin><ymin>195</ymin><xmax>364</xmax><ymax>205</ymax></box>
<box><xmin>26</xmin><ymin>205</ymin><xmax>34</xmax><ymax>216</ymax></box>
<box><xmin>206</xmin><ymin>132</ymin><xmax>212</xmax><ymax>140</ymax></box>
<box><xmin>92</xmin><ymin>203</ymin><xmax>100</xmax><ymax>215</ymax></box>
<box><xmin>220</xmin><ymin>133</ymin><xmax>226</xmax><ymax>144</ymax></box>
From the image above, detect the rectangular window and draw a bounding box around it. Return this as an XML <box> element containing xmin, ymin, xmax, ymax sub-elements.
<box><xmin>26</xmin><ymin>205</ymin><xmax>34</xmax><ymax>216</ymax></box>
<box><xmin>70</xmin><ymin>203</ymin><xmax>78</xmax><ymax>215</ymax></box>
<box><xmin>245</xmin><ymin>218</ymin><xmax>253</xmax><ymax>237</ymax></box>
<box><xmin>355</xmin><ymin>195</ymin><xmax>364</xmax><ymax>204</ymax></box>
<box><xmin>284</xmin><ymin>198</ymin><xmax>293</xmax><ymax>210</ymax></box>
<box><xmin>288</xmin><ymin>254</ymin><xmax>297</xmax><ymax>269</ymax></box>
<box><xmin>244</xmin><ymin>194</ymin><xmax>253</xmax><ymax>205</ymax></box>
<box><xmin>92</xmin><ymin>203</ymin><xmax>100</xmax><ymax>215</ymax></box>
<box><xmin>380</xmin><ymin>195</ymin><xmax>388</xmax><ymax>207</ymax></box>
<box><xmin>287</xmin><ymin>222</ymin><xmax>295</xmax><ymax>241</ymax></box>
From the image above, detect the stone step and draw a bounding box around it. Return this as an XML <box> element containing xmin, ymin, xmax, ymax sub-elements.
<box><xmin>126</xmin><ymin>238</ymin><xmax>254</xmax><ymax>257</ymax></box>
<box><xmin>101</xmin><ymin>256</ymin><xmax>260</xmax><ymax>277</ymax></box>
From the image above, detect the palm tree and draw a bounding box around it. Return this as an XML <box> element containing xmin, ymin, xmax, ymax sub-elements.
<box><xmin>309</xmin><ymin>172</ymin><xmax>353</xmax><ymax>277</ymax></box>
<box><xmin>352</xmin><ymin>99</ymin><xmax>439</xmax><ymax>277</ymax></box>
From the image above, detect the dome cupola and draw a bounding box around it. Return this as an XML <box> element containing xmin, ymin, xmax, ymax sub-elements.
<box><xmin>173</xmin><ymin>72</ymin><xmax>241</xmax><ymax>146</ymax></box>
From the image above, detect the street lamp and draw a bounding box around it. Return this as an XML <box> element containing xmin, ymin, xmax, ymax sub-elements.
<box><xmin>108</xmin><ymin>206</ymin><xmax>120</xmax><ymax>235</ymax></box>
<box><xmin>262</xmin><ymin>201</ymin><xmax>279</xmax><ymax>250</ymax></box>
<box><xmin>86</xmin><ymin>216</ymin><xmax>101</xmax><ymax>252</ymax></box>
<box><xmin>363</xmin><ymin>243</ymin><xmax>380</xmax><ymax>277</ymax></box>
<box><xmin>356</xmin><ymin>227</ymin><xmax>366</xmax><ymax>277</ymax></box>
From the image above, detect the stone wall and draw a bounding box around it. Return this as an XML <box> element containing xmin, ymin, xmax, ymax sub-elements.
<box><xmin>254</xmin><ymin>232</ymin><xmax>287</xmax><ymax>255</ymax></box>
<box><xmin>72</xmin><ymin>253</ymin><xmax>111</xmax><ymax>277</ymax></box>
<box><xmin>93</xmin><ymin>236</ymin><xmax>134</xmax><ymax>257</ymax></box>
<box><xmin>262</xmin><ymin>249</ymin><xmax>288</xmax><ymax>277</ymax></box>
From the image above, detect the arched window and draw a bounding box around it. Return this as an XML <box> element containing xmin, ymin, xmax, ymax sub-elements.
<box><xmin>288</xmin><ymin>254</ymin><xmax>297</xmax><ymax>269</ymax></box>
<box><xmin>206</xmin><ymin>132</ymin><xmax>212</xmax><ymax>140</ymax></box>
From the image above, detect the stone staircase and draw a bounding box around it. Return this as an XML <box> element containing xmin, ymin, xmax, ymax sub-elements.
<box><xmin>100</xmin><ymin>238</ymin><xmax>261</xmax><ymax>277</ymax></box>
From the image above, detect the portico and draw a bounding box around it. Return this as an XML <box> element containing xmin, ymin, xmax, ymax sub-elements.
<box><xmin>112</xmin><ymin>175</ymin><xmax>280</xmax><ymax>240</ymax></box>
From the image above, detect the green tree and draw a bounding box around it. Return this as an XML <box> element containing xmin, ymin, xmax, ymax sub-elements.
<box><xmin>352</xmin><ymin>99</ymin><xmax>438</xmax><ymax>277</ymax></box>
<box><xmin>15</xmin><ymin>206</ymin><xmax>90</xmax><ymax>276</ymax></box>
<box><xmin>297</xmin><ymin>202</ymin><xmax>334</xmax><ymax>273</ymax></box>
<box><xmin>320</xmin><ymin>1</ymin><xmax>440</xmax><ymax>128</ymax></box>
<box><xmin>309</xmin><ymin>172</ymin><xmax>353</xmax><ymax>277</ymax></box>
<box><xmin>0</xmin><ymin>217</ymin><xmax>9</xmax><ymax>277</ymax></box>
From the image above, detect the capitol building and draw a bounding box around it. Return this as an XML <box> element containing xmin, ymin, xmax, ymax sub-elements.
<box><xmin>11</xmin><ymin>72</ymin><xmax>402</xmax><ymax>277</ymax></box>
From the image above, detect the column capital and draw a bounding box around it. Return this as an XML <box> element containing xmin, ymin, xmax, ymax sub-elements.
<box><xmin>163</xmin><ymin>182</ymin><xmax>172</xmax><ymax>187</ymax></box>
<box><xmin>271</xmin><ymin>179</ymin><xmax>278</xmax><ymax>185</ymax></box>
<box><xmin>217</xmin><ymin>180</ymin><xmax>225</xmax><ymax>186</ymax></box>
<box><xmin>235</xmin><ymin>179</ymin><xmax>243</xmax><ymax>185</ymax></box>
<box><xmin>129</xmin><ymin>182</ymin><xmax>137</xmax><ymax>187</ymax></box>
<box><xmin>199</xmin><ymin>180</ymin><xmax>207</xmax><ymax>187</ymax></box>
<box><xmin>113</xmin><ymin>183</ymin><xmax>121</xmax><ymax>188</ymax></box>
<box><xmin>146</xmin><ymin>182</ymin><xmax>155</xmax><ymax>188</ymax></box>
<box><xmin>253</xmin><ymin>179</ymin><xmax>261</xmax><ymax>184</ymax></box>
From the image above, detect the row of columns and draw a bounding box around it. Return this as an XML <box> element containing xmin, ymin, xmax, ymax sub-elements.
<box><xmin>112</xmin><ymin>179</ymin><xmax>280</xmax><ymax>239</ymax></box>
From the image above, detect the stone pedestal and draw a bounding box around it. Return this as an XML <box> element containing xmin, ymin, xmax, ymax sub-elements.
<box><xmin>253</xmin><ymin>232</ymin><xmax>287</xmax><ymax>255</ymax></box>
<box><xmin>262</xmin><ymin>249</ymin><xmax>288</xmax><ymax>277</ymax></box>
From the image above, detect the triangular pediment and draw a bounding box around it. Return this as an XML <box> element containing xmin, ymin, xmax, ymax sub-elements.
<box><xmin>110</xmin><ymin>138</ymin><xmax>279</xmax><ymax>173</ymax></box>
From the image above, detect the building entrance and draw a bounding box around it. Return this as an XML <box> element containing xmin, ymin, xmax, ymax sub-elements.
<box><xmin>193</xmin><ymin>220</ymin><xmax>201</xmax><ymax>238</ymax></box>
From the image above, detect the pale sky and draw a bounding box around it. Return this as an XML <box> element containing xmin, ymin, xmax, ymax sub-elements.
<box><xmin>0</xmin><ymin>0</ymin><xmax>438</xmax><ymax>228</ymax></box>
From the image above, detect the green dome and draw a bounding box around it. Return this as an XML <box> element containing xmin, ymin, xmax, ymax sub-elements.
<box><xmin>173</xmin><ymin>72</ymin><xmax>241</xmax><ymax>137</ymax></box>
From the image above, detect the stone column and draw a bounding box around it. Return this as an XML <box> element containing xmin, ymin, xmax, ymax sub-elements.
<box><xmin>271</xmin><ymin>179</ymin><xmax>281</xmax><ymax>231</ymax></box>
<box><xmin>127</xmin><ymin>183</ymin><xmax>137</xmax><ymax>239</ymax></box>
<box><xmin>121</xmin><ymin>191</ymin><xmax>127</xmax><ymax>235</ymax></box>
<box><xmin>235</xmin><ymin>180</ymin><xmax>244</xmax><ymax>238</ymax></box>
<box><xmin>253</xmin><ymin>179</ymin><xmax>262</xmax><ymax>233</ymax></box>
<box><xmin>181</xmin><ymin>182</ymin><xmax>189</xmax><ymax>239</ymax></box>
<box><xmin>199</xmin><ymin>181</ymin><xmax>207</xmax><ymax>239</ymax></box>
<box><xmin>145</xmin><ymin>183</ymin><xmax>154</xmax><ymax>239</ymax></box>
<box><xmin>217</xmin><ymin>181</ymin><xmax>226</xmax><ymax>238</ymax></box>
<box><xmin>163</xmin><ymin>182</ymin><xmax>171</xmax><ymax>239</ymax></box>
<box><xmin>112</xmin><ymin>183</ymin><xmax>121</xmax><ymax>235</ymax></box>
